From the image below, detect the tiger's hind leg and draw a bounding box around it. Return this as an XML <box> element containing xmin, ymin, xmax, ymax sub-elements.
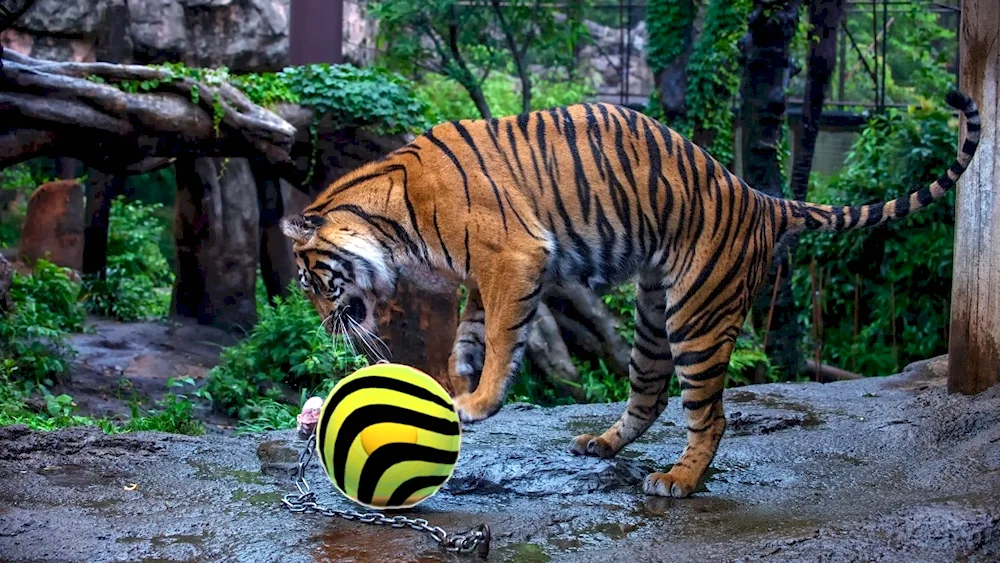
<box><xmin>444</xmin><ymin>285</ymin><xmax>486</xmax><ymax>397</ymax></box>
<box><xmin>570</xmin><ymin>274</ymin><xmax>673</xmax><ymax>458</ymax></box>
<box><xmin>642</xmin><ymin>296</ymin><xmax>747</xmax><ymax>498</ymax></box>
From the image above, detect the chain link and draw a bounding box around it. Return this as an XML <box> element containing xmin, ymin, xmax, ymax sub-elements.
<box><xmin>282</xmin><ymin>434</ymin><xmax>491</xmax><ymax>559</ymax></box>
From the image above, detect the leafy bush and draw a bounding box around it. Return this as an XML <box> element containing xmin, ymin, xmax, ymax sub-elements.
<box><xmin>277</xmin><ymin>64</ymin><xmax>434</xmax><ymax>135</ymax></box>
<box><xmin>509</xmin><ymin>283</ymin><xmax>776</xmax><ymax>406</ymax></box>
<box><xmin>206</xmin><ymin>286</ymin><xmax>368</xmax><ymax>420</ymax></box>
<box><xmin>0</xmin><ymin>367</ymin><xmax>109</xmax><ymax>431</ymax></box>
<box><xmin>793</xmin><ymin>100</ymin><xmax>958</xmax><ymax>375</ymax></box>
<box><xmin>415</xmin><ymin>73</ymin><xmax>596</xmax><ymax>122</ymax></box>
<box><xmin>10</xmin><ymin>259</ymin><xmax>86</xmax><ymax>333</ymax></box>
<box><xmin>81</xmin><ymin>197</ymin><xmax>173</xmax><ymax>322</ymax></box>
<box><xmin>1</xmin><ymin>260</ymin><xmax>86</xmax><ymax>385</ymax></box>
<box><xmin>0</xmin><ymin>366</ymin><xmax>204</xmax><ymax>435</ymax></box>
<box><xmin>119</xmin><ymin>377</ymin><xmax>205</xmax><ymax>436</ymax></box>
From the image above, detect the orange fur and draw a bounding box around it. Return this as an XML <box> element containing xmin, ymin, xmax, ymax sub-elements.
<box><xmin>282</xmin><ymin>92</ymin><xmax>980</xmax><ymax>498</ymax></box>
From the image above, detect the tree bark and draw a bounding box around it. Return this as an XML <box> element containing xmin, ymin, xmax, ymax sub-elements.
<box><xmin>0</xmin><ymin>253</ymin><xmax>12</xmax><ymax>316</ymax></box>
<box><xmin>251</xmin><ymin>157</ymin><xmax>296</xmax><ymax>304</ymax></box>
<box><xmin>0</xmin><ymin>50</ymin><xmax>297</xmax><ymax>175</ymax></box>
<box><xmin>948</xmin><ymin>0</ymin><xmax>999</xmax><ymax>395</ymax></box>
<box><xmin>172</xmin><ymin>157</ymin><xmax>259</xmax><ymax>332</ymax></box>
<box><xmin>376</xmin><ymin>268</ymin><xmax>459</xmax><ymax>377</ymax></box>
<box><xmin>527</xmin><ymin>302</ymin><xmax>588</xmax><ymax>402</ymax></box>
<box><xmin>739</xmin><ymin>0</ymin><xmax>804</xmax><ymax>379</ymax></box>
<box><xmin>790</xmin><ymin>0</ymin><xmax>844</xmax><ymax>201</ymax></box>
<box><xmin>81</xmin><ymin>171</ymin><xmax>124</xmax><ymax>279</ymax></box>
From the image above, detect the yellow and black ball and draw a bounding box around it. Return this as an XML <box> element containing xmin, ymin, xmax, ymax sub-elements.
<box><xmin>314</xmin><ymin>363</ymin><xmax>461</xmax><ymax>510</ymax></box>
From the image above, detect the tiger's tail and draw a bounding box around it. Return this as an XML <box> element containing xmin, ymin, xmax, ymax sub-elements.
<box><xmin>785</xmin><ymin>90</ymin><xmax>980</xmax><ymax>234</ymax></box>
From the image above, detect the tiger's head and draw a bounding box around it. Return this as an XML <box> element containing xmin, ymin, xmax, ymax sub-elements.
<box><xmin>280</xmin><ymin>213</ymin><xmax>396</xmax><ymax>356</ymax></box>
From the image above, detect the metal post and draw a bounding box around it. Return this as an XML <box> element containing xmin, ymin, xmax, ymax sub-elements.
<box><xmin>290</xmin><ymin>0</ymin><xmax>345</xmax><ymax>66</ymax></box>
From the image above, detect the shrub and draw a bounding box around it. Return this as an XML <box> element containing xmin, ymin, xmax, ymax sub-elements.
<box><xmin>206</xmin><ymin>286</ymin><xmax>368</xmax><ymax>420</ymax></box>
<box><xmin>1</xmin><ymin>260</ymin><xmax>86</xmax><ymax>384</ymax></box>
<box><xmin>793</xmin><ymin>100</ymin><xmax>958</xmax><ymax>375</ymax></box>
<box><xmin>415</xmin><ymin>73</ymin><xmax>596</xmax><ymax>122</ymax></box>
<box><xmin>81</xmin><ymin>197</ymin><xmax>173</xmax><ymax>322</ymax></box>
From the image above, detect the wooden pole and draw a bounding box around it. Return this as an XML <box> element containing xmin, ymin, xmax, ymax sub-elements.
<box><xmin>948</xmin><ymin>0</ymin><xmax>999</xmax><ymax>395</ymax></box>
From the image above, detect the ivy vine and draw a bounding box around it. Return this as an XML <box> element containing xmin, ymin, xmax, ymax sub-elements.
<box><xmin>645</xmin><ymin>0</ymin><xmax>696</xmax><ymax>76</ymax></box>
<box><xmin>681</xmin><ymin>0</ymin><xmax>752</xmax><ymax>165</ymax></box>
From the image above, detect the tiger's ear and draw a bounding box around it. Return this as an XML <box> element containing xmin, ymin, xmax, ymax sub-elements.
<box><xmin>280</xmin><ymin>214</ymin><xmax>326</xmax><ymax>243</ymax></box>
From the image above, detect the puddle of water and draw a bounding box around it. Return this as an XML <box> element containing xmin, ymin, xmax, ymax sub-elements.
<box><xmin>495</xmin><ymin>542</ymin><xmax>551</xmax><ymax>562</ymax></box>
<box><xmin>586</xmin><ymin>521</ymin><xmax>640</xmax><ymax>539</ymax></box>
<box><xmin>189</xmin><ymin>461</ymin><xmax>265</xmax><ymax>485</ymax></box>
<box><xmin>38</xmin><ymin>465</ymin><xmax>114</xmax><ymax>488</ymax></box>
<box><xmin>150</xmin><ymin>533</ymin><xmax>210</xmax><ymax>548</ymax></box>
<box><xmin>230</xmin><ymin>490</ymin><xmax>283</xmax><ymax>505</ymax></box>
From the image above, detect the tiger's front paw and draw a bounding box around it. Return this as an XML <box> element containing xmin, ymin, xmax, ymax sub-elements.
<box><xmin>453</xmin><ymin>392</ymin><xmax>501</xmax><ymax>423</ymax></box>
<box><xmin>569</xmin><ymin>434</ymin><xmax>618</xmax><ymax>459</ymax></box>
<box><xmin>642</xmin><ymin>468</ymin><xmax>698</xmax><ymax>498</ymax></box>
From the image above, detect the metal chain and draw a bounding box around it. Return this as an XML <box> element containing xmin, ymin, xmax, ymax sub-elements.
<box><xmin>282</xmin><ymin>434</ymin><xmax>491</xmax><ymax>560</ymax></box>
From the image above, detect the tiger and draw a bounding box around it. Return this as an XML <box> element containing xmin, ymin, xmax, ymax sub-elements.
<box><xmin>281</xmin><ymin>90</ymin><xmax>980</xmax><ymax>499</ymax></box>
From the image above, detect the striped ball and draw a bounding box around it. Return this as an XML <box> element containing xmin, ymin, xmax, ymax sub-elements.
<box><xmin>315</xmin><ymin>363</ymin><xmax>462</xmax><ymax>510</ymax></box>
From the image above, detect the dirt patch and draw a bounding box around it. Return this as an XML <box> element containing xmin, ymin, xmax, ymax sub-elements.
<box><xmin>52</xmin><ymin>316</ymin><xmax>239</xmax><ymax>431</ymax></box>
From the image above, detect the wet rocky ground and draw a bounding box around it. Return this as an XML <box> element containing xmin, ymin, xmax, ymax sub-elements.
<box><xmin>2</xmin><ymin>355</ymin><xmax>999</xmax><ymax>562</ymax></box>
<box><xmin>54</xmin><ymin>317</ymin><xmax>241</xmax><ymax>431</ymax></box>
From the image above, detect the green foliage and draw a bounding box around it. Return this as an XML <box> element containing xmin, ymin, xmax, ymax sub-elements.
<box><xmin>676</xmin><ymin>0</ymin><xmax>752</xmax><ymax>164</ymax></box>
<box><xmin>0</xmin><ymin>368</ymin><xmax>111</xmax><ymax>431</ymax></box>
<box><xmin>81</xmin><ymin>197</ymin><xmax>173</xmax><ymax>322</ymax></box>
<box><xmin>509</xmin><ymin>283</ymin><xmax>776</xmax><ymax>406</ymax></box>
<box><xmin>793</xmin><ymin>100</ymin><xmax>957</xmax><ymax>375</ymax></box>
<box><xmin>1</xmin><ymin>260</ymin><xmax>86</xmax><ymax>385</ymax></box>
<box><xmin>10</xmin><ymin>260</ymin><xmax>86</xmax><ymax>333</ymax></box>
<box><xmin>373</xmin><ymin>0</ymin><xmax>591</xmax><ymax>119</ymax></box>
<box><xmin>276</xmin><ymin>64</ymin><xmax>433</xmax><ymax>135</ymax></box>
<box><xmin>0</xmin><ymin>367</ymin><xmax>204</xmax><ymax>435</ymax></box>
<box><xmin>646</xmin><ymin>0</ymin><xmax>696</xmax><ymax>75</ymax></box>
<box><xmin>824</xmin><ymin>8</ymin><xmax>956</xmax><ymax>108</ymax></box>
<box><xmin>416</xmin><ymin>73</ymin><xmax>595</xmax><ymax>122</ymax></box>
<box><xmin>119</xmin><ymin>377</ymin><xmax>205</xmax><ymax>436</ymax></box>
<box><xmin>91</xmin><ymin>61</ymin><xmax>431</xmax><ymax>138</ymax></box>
<box><xmin>230</xmin><ymin>72</ymin><xmax>299</xmax><ymax>108</ymax></box>
<box><xmin>206</xmin><ymin>285</ymin><xmax>368</xmax><ymax>420</ymax></box>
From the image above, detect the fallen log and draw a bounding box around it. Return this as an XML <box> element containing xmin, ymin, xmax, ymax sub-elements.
<box><xmin>804</xmin><ymin>359</ymin><xmax>863</xmax><ymax>381</ymax></box>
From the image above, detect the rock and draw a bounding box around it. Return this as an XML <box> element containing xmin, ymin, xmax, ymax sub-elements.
<box><xmin>1</xmin><ymin>370</ymin><xmax>1000</xmax><ymax>561</ymax></box>
<box><xmin>256</xmin><ymin>439</ymin><xmax>300</xmax><ymax>477</ymax></box>
<box><xmin>172</xmin><ymin>157</ymin><xmax>259</xmax><ymax>332</ymax></box>
<box><xmin>17</xmin><ymin>179</ymin><xmax>85</xmax><ymax>272</ymax></box>
<box><xmin>18</xmin><ymin>0</ymin><xmax>114</xmax><ymax>36</ymax></box>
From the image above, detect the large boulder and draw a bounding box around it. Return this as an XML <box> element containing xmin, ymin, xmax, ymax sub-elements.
<box><xmin>1</xmin><ymin>0</ymin><xmax>376</xmax><ymax>72</ymax></box>
<box><xmin>17</xmin><ymin>180</ymin><xmax>85</xmax><ymax>272</ymax></box>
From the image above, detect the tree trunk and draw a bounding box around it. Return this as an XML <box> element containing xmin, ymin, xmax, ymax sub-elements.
<box><xmin>82</xmin><ymin>171</ymin><xmax>124</xmax><ymax>280</ymax></box>
<box><xmin>172</xmin><ymin>157</ymin><xmax>259</xmax><ymax>332</ymax></box>
<box><xmin>527</xmin><ymin>302</ymin><xmax>588</xmax><ymax>403</ymax></box>
<box><xmin>790</xmin><ymin>0</ymin><xmax>844</xmax><ymax>201</ymax></box>
<box><xmin>376</xmin><ymin>267</ymin><xmax>459</xmax><ymax>377</ymax></box>
<box><xmin>948</xmin><ymin>0</ymin><xmax>999</xmax><ymax>395</ymax></box>
<box><xmin>0</xmin><ymin>253</ymin><xmax>12</xmax><ymax>316</ymax></box>
<box><xmin>647</xmin><ymin>0</ymin><xmax>698</xmax><ymax>124</ymax></box>
<box><xmin>251</xmin><ymin>157</ymin><xmax>296</xmax><ymax>304</ymax></box>
<box><xmin>739</xmin><ymin>0</ymin><xmax>803</xmax><ymax>379</ymax></box>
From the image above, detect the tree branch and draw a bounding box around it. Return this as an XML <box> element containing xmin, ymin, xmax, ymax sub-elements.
<box><xmin>0</xmin><ymin>51</ymin><xmax>301</xmax><ymax>180</ymax></box>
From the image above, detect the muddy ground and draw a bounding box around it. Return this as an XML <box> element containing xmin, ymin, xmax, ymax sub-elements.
<box><xmin>1</xmin><ymin>354</ymin><xmax>999</xmax><ymax>562</ymax></box>
<box><xmin>52</xmin><ymin>317</ymin><xmax>241</xmax><ymax>431</ymax></box>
